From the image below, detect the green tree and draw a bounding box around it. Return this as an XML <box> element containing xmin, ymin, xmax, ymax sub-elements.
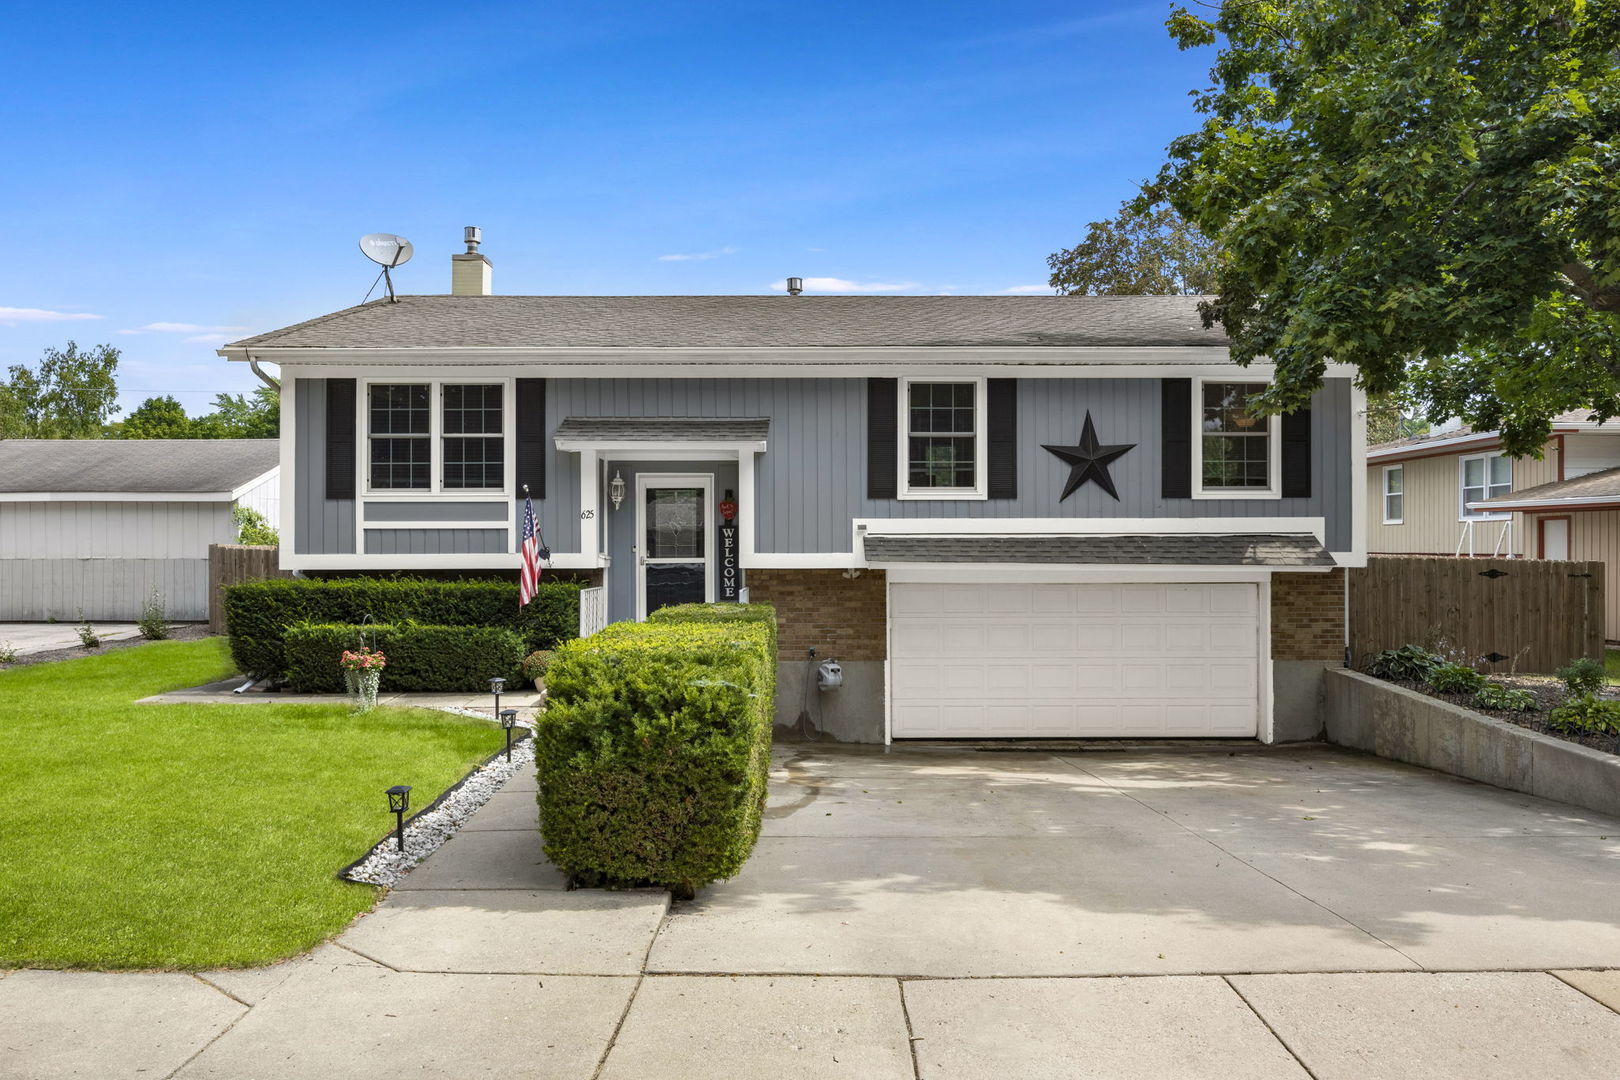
<box><xmin>1047</xmin><ymin>199</ymin><xmax>1217</xmax><ymax>295</ymax></box>
<box><xmin>120</xmin><ymin>395</ymin><xmax>199</xmax><ymax>439</ymax></box>
<box><xmin>1152</xmin><ymin>1</ymin><xmax>1620</xmax><ymax>455</ymax></box>
<box><xmin>0</xmin><ymin>342</ymin><xmax>120</xmax><ymax>439</ymax></box>
<box><xmin>1366</xmin><ymin>390</ymin><xmax>1430</xmax><ymax>445</ymax></box>
<box><xmin>206</xmin><ymin>387</ymin><xmax>279</xmax><ymax>438</ymax></box>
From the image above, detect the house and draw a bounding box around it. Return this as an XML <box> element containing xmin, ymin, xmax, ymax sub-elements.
<box><xmin>1366</xmin><ymin>415</ymin><xmax>1620</xmax><ymax>638</ymax></box>
<box><xmin>218</xmin><ymin>232</ymin><xmax>1367</xmax><ymax>744</ymax></box>
<box><xmin>0</xmin><ymin>439</ymin><xmax>279</xmax><ymax>621</ymax></box>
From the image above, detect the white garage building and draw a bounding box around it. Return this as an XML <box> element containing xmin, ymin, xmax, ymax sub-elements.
<box><xmin>0</xmin><ymin>440</ymin><xmax>279</xmax><ymax>621</ymax></box>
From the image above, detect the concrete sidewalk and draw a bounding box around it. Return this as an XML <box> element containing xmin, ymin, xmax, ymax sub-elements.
<box><xmin>0</xmin><ymin>621</ymin><xmax>143</xmax><ymax>656</ymax></box>
<box><xmin>6</xmin><ymin>744</ymin><xmax>1620</xmax><ymax>1079</ymax></box>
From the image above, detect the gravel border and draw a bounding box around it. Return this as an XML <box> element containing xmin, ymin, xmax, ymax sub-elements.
<box><xmin>339</xmin><ymin>712</ymin><xmax>536</xmax><ymax>888</ymax></box>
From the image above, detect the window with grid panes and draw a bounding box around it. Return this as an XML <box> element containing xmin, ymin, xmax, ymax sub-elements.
<box><xmin>442</xmin><ymin>384</ymin><xmax>504</xmax><ymax>489</ymax></box>
<box><xmin>368</xmin><ymin>384</ymin><xmax>431</xmax><ymax>489</ymax></box>
<box><xmin>1200</xmin><ymin>382</ymin><xmax>1272</xmax><ymax>490</ymax></box>
<box><xmin>906</xmin><ymin>381</ymin><xmax>977</xmax><ymax>490</ymax></box>
<box><xmin>1460</xmin><ymin>453</ymin><xmax>1511</xmax><ymax>517</ymax></box>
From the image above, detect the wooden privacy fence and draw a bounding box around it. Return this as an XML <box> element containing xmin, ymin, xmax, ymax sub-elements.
<box><xmin>208</xmin><ymin>544</ymin><xmax>291</xmax><ymax>633</ymax></box>
<box><xmin>1350</xmin><ymin>556</ymin><xmax>1604</xmax><ymax>674</ymax></box>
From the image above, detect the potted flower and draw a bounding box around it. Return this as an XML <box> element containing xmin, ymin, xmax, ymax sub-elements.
<box><xmin>340</xmin><ymin>647</ymin><xmax>387</xmax><ymax>712</ymax></box>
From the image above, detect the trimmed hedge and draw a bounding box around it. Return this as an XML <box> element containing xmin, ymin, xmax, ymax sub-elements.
<box><xmin>284</xmin><ymin>622</ymin><xmax>526</xmax><ymax>693</ymax></box>
<box><xmin>646</xmin><ymin>602</ymin><xmax>779</xmax><ymax>657</ymax></box>
<box><xmin>536</xmin><ymin>610</ymin><xmax>776</xmax><ymax>894</ymax></box>
<box><xmin>225</xmin><ymin>577</ymin><xmax>580</xmax><ymax>678</ymax></box>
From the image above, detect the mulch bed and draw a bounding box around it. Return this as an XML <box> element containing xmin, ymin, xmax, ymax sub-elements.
<box><xmin>1379</xmin><ymin>672</ymin><xmax>1620</xmax><ymax>757</ymax></box>
<box><xmin>0</xmin><ymin>624</ymin><xmax>214</xmax><ymax>671</ymax></box>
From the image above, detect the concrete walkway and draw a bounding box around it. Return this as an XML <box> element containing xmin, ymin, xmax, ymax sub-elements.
<box><xmin>7</xmin><ymin>744</ymin><xmax>1620</xmax><ymax>1078</ymax></box>
<box><xmin>0</xmin><ymin>621</ymin><xmax>143</xmax><ymax>656</ymax></box>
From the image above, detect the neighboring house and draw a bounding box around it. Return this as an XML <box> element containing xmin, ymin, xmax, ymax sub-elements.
<box><xmin>218</xmin><ymin>234</ymin><xmax>1367</xmax><ymax>744</ymax></box>
<box><xmin>1367</xmin><ymin>415</ymin><xmax>1620</xmax><ymax>639</ymax></box>
<box><xmin>0</xmin><ymin>439</ymin><xmax>279</xmax><ymax>621</ymax></box>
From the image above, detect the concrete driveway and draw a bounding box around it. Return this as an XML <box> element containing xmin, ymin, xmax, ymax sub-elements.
<box><xmin>7</xmin><ymin>743</ymin><xmax>1620</xmax><ymax>1079</ymax></box>
<box><xmin>0</xmin><ymin>621</ymin><xmax>143</xmax><ymax>656</ymax></box>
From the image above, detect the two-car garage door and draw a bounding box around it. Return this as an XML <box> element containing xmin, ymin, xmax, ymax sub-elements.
<box><xmin>889</xmin><ymin>581</ymin><xmax>1260</xmax><ymax>738</ymax></box>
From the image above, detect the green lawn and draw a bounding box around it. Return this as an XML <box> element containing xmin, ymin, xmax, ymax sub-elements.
<box><xmin>0</xmin><ymin>637</ymin><xmax>502</xmax><ymax>970</ymax></box>
<box><xmin>1607</xmin><ymin>647</ymin><xmax>1620</xmax><ymax>684</ymax></box>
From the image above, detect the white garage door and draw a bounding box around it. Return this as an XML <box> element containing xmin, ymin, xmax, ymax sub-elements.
<box><xmin>889</xmin><ymin>582</ymin><xmax>1260</xmax><ymax>738</ymax></box>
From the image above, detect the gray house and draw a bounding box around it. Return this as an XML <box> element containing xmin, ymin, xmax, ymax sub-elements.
<box><xmin>220</xmin><ymin>235</ymin><xmax>1367</xmax><ymax>743</ymax></box>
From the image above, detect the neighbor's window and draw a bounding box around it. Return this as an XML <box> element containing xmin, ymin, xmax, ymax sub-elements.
<box><xmin>368</xmin><ymin>384</ymin><xmax>431</xmax><ymax>489</ymax></box>
<box><xmin>1460</xmin><ymin>452</ymin><xmax>1511</xmax><ymax>518</ymax></box>
<box><xmin>442</xmin><ymin>384</ymin><xmax>504</xmax><ymax>489</ymax></box>
<box><xmin>1200</xmin><ymin>381</ymin><xmax>1273</xmax><ymax>491</ymax></box>
<box><xmin>1382</xmin><ymin>465</ymin><xmax>1404</xmax><ymax>523</ymax></box>
<box><xmin>905</xmin><ymin>381</ymin><xmax>979</xmax><ymax>493</ymax></box>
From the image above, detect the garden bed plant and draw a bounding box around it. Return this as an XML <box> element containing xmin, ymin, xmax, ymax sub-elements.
<box><xmin>1363</xmin><ymin>645</ymin><xmax>1620</xmax><ymax>756</ymax></box>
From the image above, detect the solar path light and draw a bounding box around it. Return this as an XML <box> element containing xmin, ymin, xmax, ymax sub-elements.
<box><xmin>386</xmin><ymin>785</ymin><xmax>412</xmax><ymax>852</ymax></box>
<box><xmin>500</xmin><ymin>708</ymin><xmax>518</xmax><ymax>762</ymax></box>
<box><xmin>489</xmin><ymin>676</ymin><xmax>506</xmax><ymax>722</ymax></box>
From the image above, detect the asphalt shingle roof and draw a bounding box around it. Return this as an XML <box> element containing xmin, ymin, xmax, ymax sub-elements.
<box><xmin>861</xmin><ymin>533</ymin><xmax>1335</xmax><ymax>567</ymax></box>
<box><xmin>225</xmin><ymin>294</ymin><xmax>1228</xmax><ymax>352</ymax></box>
<box><xmin>552</xmin><ymin>417</ymin><xmax>771</xmax><ymax>442</ymax></box>
<box><xmin>1479</xmin><ymin>466</ymin><xmax>1620</xmax><ymax>506</ymax></box>
<box><xmin>0</xmin><ymin>439</ymin><xmax>278</xmax><ymax>494</ymax></box>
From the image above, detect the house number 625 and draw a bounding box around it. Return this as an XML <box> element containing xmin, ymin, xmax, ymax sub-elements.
<box><xmin>579</xmin><ymin>509</ymin><xmax>595</xmax><ymax>520</ymax></box>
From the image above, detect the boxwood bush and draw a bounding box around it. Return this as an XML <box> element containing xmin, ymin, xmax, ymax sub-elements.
<box><xmin>225</xmin><ymin>577</ymin><xmax>580</xmax><ymax>677</ymax></box>
<box><xmin>283</xmin><ymin>622</ymin><xmax>526</xmax><ymax>692</ymax></box>
<box><xmin>536</xmin><ymin>610</ymin><xmax>775</xmax><ymax>896</ymax></box>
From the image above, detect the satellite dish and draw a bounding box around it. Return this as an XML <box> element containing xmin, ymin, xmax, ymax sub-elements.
<box><xmin>358</xmin><ymin>234</ymin><xmax>413</xmax><ymax>302</ymax></box>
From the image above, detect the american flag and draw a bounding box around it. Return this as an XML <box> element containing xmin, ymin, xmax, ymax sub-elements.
<box><xmin>519</xmin><ymin>494</ymin><xmax>546</xmax><ymax>607</ymax></box>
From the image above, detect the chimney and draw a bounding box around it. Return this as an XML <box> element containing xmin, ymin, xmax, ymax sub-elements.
<box><xmin>451</xmin><ymin>226</ymin><xmax>493</xmax><ymax>296</ymax></box>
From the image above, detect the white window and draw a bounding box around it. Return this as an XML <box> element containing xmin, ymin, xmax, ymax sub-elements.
<box><xmin>899</xmin><ymin>377</ymin><xmax>986</xmax><ymax>499</ymax></box>
<box><xmin>1382</xmin><ymin>464</ymin><xmax>1404</xmax><ymax>524</ymax></box>
<box><xmin>1459</xmin><ymin>452</ymin><xmax>1511</xmax><ymax>518</ymax></box>
<box><xmin>366</xmin><ymin>380</ymin><xmax>508</xmax><ymax>493</ymax></box>
<box><xmin>1195</xmin><ymin>379</ymin><xmax>1279</xmax><ymax>497</ymax></box>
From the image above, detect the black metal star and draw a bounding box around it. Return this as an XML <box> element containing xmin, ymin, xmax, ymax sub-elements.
<box><xmin>1042</xmin><ymin>411</ymin><xmax>1136</xmax><ymax>501</ymax></box>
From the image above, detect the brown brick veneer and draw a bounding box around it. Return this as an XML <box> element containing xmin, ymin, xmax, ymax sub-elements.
<box><xmin>1272</xmin><ymin>569</ymin><xmax>1346</xmax><ymax>661</ymax></box>
<box><xmin>743</xmin><ymin>568</ymin><xmax>887</xmax><ymax>661</ymax></box>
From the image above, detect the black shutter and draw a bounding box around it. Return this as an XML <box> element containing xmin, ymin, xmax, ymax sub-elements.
<box><xmin>325</xmin><ymin>378</ymin><xmax>356</xmax><ymax>501</ymax></box>
<box><xmin>986</xmin><ymin>378</ymin><xmax>1017</xmax><ymax>499</ymax></box>
<box><xmin>1281</xmin><ymin>407</ymin><xmax>1312</xmax><ymax>498</ymax></box>
<box><xmin>515</xmin><ymin>378</ymin><xmax>546</xmax><ymax>500</ymax></box>
<box><xmin>1161</xmin><ymin>378</ymin><xmax>1192</xmax><ymax>499</ymax></box>
<box><xmin>867</xmin><ymin>378</ymin><xmax>898</xmax><ymax>499</ymax></box>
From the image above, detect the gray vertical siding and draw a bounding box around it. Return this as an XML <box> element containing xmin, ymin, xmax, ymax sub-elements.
<box><xmin>293</xmin><ymin>378</ymin><xmax>356</xmax><ymax>554</ymax></box>
<box><xmin>543</xmin><ymin>377</ymin><xmax>1355</xmax><ymax>555</ymax></box>
<box><xmin>363</xmin><ymin>529</ymin><xmax>508</xmax><ymax>555</ymax></box>
<box><xmin>296</xmin><ymin>375</ymin><xmax>1355</xmax><ymax>562</ymax></box>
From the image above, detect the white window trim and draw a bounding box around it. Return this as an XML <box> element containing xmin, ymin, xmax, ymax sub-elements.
<box><xmin>896</xmin><ymin>375</ymin><xmax>988</xmax><ymax>501</ymax></box>
<box><xmin>361</xmin><ymin>377</ymin><xmax>515</xmax><ymax>497</ymax></box>
<box><xmin>1458</xmin><ymin>451</ymin><xmax>1511</xmax><ymax>521</ymax></box>
<box><xmin>1381</xmin><ymin>464</ymin><xmax>1404</xmax><ymax>524</ymax></box>
<box><xmin>1191</xmin><ymin>376</ymin><xmax>1282</xmax><ymax>500</ymax></box>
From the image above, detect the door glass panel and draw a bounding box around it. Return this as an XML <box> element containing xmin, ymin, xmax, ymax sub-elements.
<box><xmin>646</xmin><ymin>488</ymin><xmax>704</xmax><ymax>559</ymax></box>
<box><xmin>645</xmin><ymin>563</ymin><xmax>705</xmax><ymax>613</ymax></box>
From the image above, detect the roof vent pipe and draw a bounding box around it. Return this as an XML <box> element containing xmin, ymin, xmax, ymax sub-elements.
<box><xmin>786</xmin><ymin>277</ymin><xmax>803</xmax><ymax>296</ymax></box>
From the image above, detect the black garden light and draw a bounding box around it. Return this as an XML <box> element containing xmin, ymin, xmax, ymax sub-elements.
<box><xmin>500</xmin><ymin>708</ymin><xmax>518</xmax><ymax>761</ymax></box>
<box><xmin>489</xmin><ymin>676</ymin><xmax>506</xmax><ymax>721</ymax></box>
<box><xmin>385</xmin><ymin>784</ymin><xmax>412</xmax><ymax>852</ymax></box>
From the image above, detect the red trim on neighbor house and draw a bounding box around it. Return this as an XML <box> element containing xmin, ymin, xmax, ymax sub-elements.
<box><xmin>1368</xmin><ymin>429</ymin><xmax>1578</xmax><ymax>466</ymax></box>
<box><xmin>1556</xmin><ymin>434</ymin><xmax>1567</xmax><ymax>482</ymax></box>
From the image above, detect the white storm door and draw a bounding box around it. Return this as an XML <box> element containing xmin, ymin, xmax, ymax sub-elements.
<box><xmin>635</xmin><ymin>473</ymin><xmax>714</xmax><ymax>620</ymax></box>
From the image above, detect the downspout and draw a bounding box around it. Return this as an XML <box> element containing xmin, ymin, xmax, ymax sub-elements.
<box><xmin>248</xmin><ymin>356</ymin><xmax>281</xmax><ymax>393</ymax></box>
<box><xmin>1343</xmin><ymin>566</ymin><xmax>1351</xmax><ymax>669</ymax></box>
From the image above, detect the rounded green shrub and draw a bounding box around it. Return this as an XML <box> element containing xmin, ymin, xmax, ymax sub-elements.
<box><xmin>520</xmin><ymin>650</ymin><xmax>554</xmax><ymax>687</ymax></box>
<box><xmin>1546</xmin><ymin>694</ymin><xmax>1620</xmax><ymax>736</ymax></box>
<box><xmin>535</xmin><ymin>613</ymin><xmax>776</xmax><ymax>895</ymax></box>
<box><xmin>1555</xmin><ymin>656</ymin><xmax>1606</xmax><ymax>698</ymax></box>
<box><xmin>1367</xmin><ymin>644</ymin><xmax>1442</xmax><ymax>682</ymax></box>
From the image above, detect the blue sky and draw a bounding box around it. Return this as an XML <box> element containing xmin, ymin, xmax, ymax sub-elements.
<box><xmin>0</xmin><ymin>1</ymin><xmax>1213</xmax><ymax>416</ymax></box>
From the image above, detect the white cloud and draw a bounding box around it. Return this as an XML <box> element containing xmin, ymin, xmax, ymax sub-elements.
<box><xmin>998</xmin><ymin>284</ymin><xmax>1052</xmax><ymax>295</ymax></box>
<box><xmin>657</xmin><ymin>246</ymin><xmax>739</xmax><ymax>262</ymax></box>
<box><xmin>0</xmin><ymin>306</ymin><xmax>103</xmax><ymax>325</ymax></box>
<box><xmin>183</xmin><ymin>333</ymin><xmax>237</xmax><ymax>344</ymax></box>
<box><xmin>770</xmin><ymin>277</ymin><xmax>920</xmax><ymax>294</ymax></box>
<box><xmin>118</xmin><ymin>321</ymin><xmax>250</xmax><ymax>335</ymax></box>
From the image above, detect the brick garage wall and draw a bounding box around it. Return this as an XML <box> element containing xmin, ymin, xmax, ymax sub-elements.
<box><xmin>1272</xmin><ymin>569</ymin><xmax>1345</xmax><ymax>661</ymax></box>
<box><xmin>744</xmin><ymin>569</ymin><xmax>887</xmax><ymax>661</ymax></box>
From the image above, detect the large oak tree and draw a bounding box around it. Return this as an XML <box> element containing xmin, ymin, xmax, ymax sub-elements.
<box><xmin>1152</xmin><ymin>0</ymin><xmax>1619</xmax><ymax>454</ymax></box>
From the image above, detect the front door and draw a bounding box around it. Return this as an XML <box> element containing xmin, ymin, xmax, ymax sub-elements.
<box><xmin>636</xmin><ymin>474</ymin><xmax>713</xmax><ymax>619</ymax></box>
